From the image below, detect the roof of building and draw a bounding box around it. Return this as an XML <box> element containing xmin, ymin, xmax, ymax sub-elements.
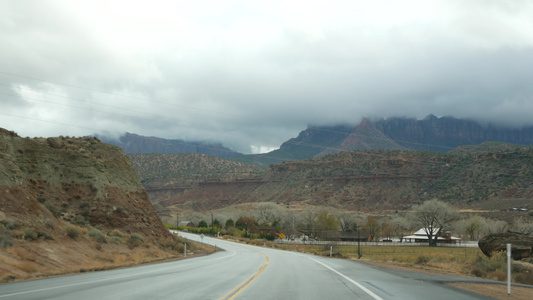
<box><xmin>404</xmin><ymin>227</ymin><xmax>461</xmax><ymax>240</ymax></box>
<box><xmin>178</xmin><ymin>221</ymin><xmax>194</xmax><ymax>226</ymax></box>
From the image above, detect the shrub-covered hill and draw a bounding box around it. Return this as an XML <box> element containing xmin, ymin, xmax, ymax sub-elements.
<box><xmin>0</xmin><ymin>128</ymin><xmax>188</xmax><ymax>282</ymax></box>
<box><xmin>135</xmin><ymin>143</ymin><xmax>533</xmax><ymax>213</ymax></box>
<box><xmin>129</xmin><ymin>153</ymin><xmax>266</xmax><ymax>186</ymax></box>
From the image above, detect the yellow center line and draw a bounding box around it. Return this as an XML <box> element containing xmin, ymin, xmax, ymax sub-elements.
<box><xmin>219</xmin><ymin>252</ymin><xmax>270</xmax><ymax>300</ymax></box>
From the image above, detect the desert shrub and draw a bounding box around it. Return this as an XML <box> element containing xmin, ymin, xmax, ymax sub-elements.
<box><xmin>22</xmin><ymin>227</ymin><xmax>38</xmax><ymax>241</ymax></box>
<box><xmin>127</xmin><ymin>233</ymin><xmax>145</xmax><ymax>249</ymax></box>
<box><xmin>175</xmin><ymin>243</ymin><xmax>185</xmax><ymax>253</ymax></box>
<box><xmin>88</xmin><ymin>228</ymin><xmax>107</xmax><ymax>243</ymax></box>
<box><xmin>224</xmin><ymin>227</ymin><xmax>243</xmax><ymax>236</ymax></box>
<box><xmin>109</xmin><ymin>229</ymin><xmax>124</xmax><ymax>237</ymax></box>
<box><xmin>109</xmin><ymin>236</ymin><xmax>123</xmax><ymax>244</ymax></box>
<box><xmin>487</xmin><ymin>270</ymin><xmax>506</xmax><ymax>281</ymax></box>
<box><xmin>10</xmin><ymin>230</ymin><xmax>23</xmax><ymax>239</ymax></box>
<box><xmin>46</xmin><ymin>205</ymin><xmax>60</xmax><ymax>218</ymax></box>
<box><xmin>158</xmin><ymin>237</ymin><xmax>185</xmax><ymax>251</ymax></box>
<box><xmin>65</xmin><ymin>225</ymin><xmax>82</xmax><ymax>239</ymax></box>
<box><xmin>470</xmin><ymin>268</ymin><xmax>484</xmax><ymax>277</ymax></box>
<box><xmin>158</xmin><ymin>238</ymin><xmax>174</xmax><ymax>249</ymax></box>
<box><xmin>75</xmin><ymin>216</ymin><xmax>87</xmax><ymax>225</ymax></box>
<box><xmin>1</xmin><ymin>219</ymin><xmax>19</xmax><ymax>230</ymax></box>
<box><xmin>515</xmin><ymin>271</ymin><xmax>533</xmax><ymax>285</ymax></box>
<box><xmin>415</xmin><ymin>255</ymin><xmax>431</xmax><ymax>265</ymax></box>
<box><xmin>258</xmin><ymin>232</ymin><xmax>276</xmax><ymax>241</ymax></box>
<box><xmin>37</xmin><ymin>197</ymin><xmax>46</xmax><ymax>203</ymax></box>
<box><xmin>37</xmin><ymin>231</ymin><xmax>54</xmax><ymax>240</ymax></box>
<box><xmin>108</xmin><ymin>229</ymin><xmax>124</xmax><ymax>243</ymax></box>
<box><xmin>475</xmin><ymin>251</ymin><xmax>506</xmax><ymax>273</ymax></box>
<box><xmin>0</xmin><ymin>226</ymin><xmax>13</xmax><ymax>248</ymax></box>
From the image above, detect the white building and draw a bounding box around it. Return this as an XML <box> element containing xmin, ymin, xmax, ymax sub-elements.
<box><xmin>403</xmin><ymin>228</ymin><xmax>461</xmax><ymax>244</ymax></box>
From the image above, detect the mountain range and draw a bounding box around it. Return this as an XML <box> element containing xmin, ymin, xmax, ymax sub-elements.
<box><xmin>99</xmin><ymin>115</ymin><xmax>533</xmax><ymax>165</ymax></box>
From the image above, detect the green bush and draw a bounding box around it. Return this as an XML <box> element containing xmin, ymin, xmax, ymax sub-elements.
<box><xmin>127</xmin><ymin>233</ymin><xmax>145</xmax><ymax>249</ymax></box>
<box><xmin>108</xmin><ymin>229</ymin><xmax>124</xmax><ymax>243</ymax></box>
<box><xmin>37</xmin><ymin>231</ymin><xmax>54</xmax><ymax>240</ymax></box>
<box><xmin>475</xmin><ymin>251</ymin><xmax>506</xmax><ymax>273</ymax></box>
<box><xmin>258</xmin><ymin>232</ymin><xmax>276</xmax><ymax>241</ymax></box>
<box><xmin>0</xmin><ymin>226</ymin><xmax>13</xmax><ymax>248</ymax></box>
<box><xmin>88</xmin><ymin>228</ymin><xmax>107</xmax><ymax>243</ymax></box>
<box><xmin>109</xmin><ymin>229</ymin><xmax>125</xmax><ymax>237</ymax></box>
<box><xmin>22</xmin><ymin>227</ymin><xmax>38</xmax><ymax>241</ymax></box>
<box><xmin>109</xmin><ymin>236</ymin><xmax>123</xmax><ymax>244</ymax></box>
<box><xmin>75</xmin><ymin>216</ymin><xmax>87</xmax><ymax>225</ymax></box>
<box><xmin>65</xmin><ymin>225</ymin><xmax>82</xmax><ymax>239</ymax></box>
<box><xmin>1</xmin><ymin>219</ymin><xmax>19</xmax><ymax>230</ymax></box>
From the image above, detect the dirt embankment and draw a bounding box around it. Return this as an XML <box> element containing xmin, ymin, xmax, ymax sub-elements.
<box><xmin>0</xmin><ymin>128</ymin><xmax>187</xmax><ymax>282</ymax></box>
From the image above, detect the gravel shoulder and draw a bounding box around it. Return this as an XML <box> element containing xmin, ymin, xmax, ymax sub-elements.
<box><xmin>359</xmin><ymin>260</ymin><xmax>533</xmax><ymax>300</ymax></box>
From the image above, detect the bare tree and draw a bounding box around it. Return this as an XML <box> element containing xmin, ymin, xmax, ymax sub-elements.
<box><xmin>363</xmin><ymin>216</ymin><xmax>380</xmax><ymax>241</ymax></box>
<box><xmin>412</xmin><ymin>199</ymin><xmax>458</xmax><ymax>246</ymax></box>
<box><xmin>256</xmin><ymin>202</ymin><xmax>283</xmax><ymax>225</ymax></box>
<box><xmin>387</xmin><ymin>215</ymin><xmax>410</xmax><ymax>241</ymax></box>
<box><xmin>300</xmin><ymin>207</ymin><xmax>320</xmax><ymax>237</ymax></box>
<box><xmin>484</xmin><ymin>219</ymin><xmax>509</xmax><ymax>235</ymax></box>
<box><xmin>336</xmin><ymin>212</ymin><xmax>367</xmax><ymax>232</ymax></box>
<box><xmin>454</xmin><ymin>215</ymin><xmax>487</xmax><ymax>240</ymax></box>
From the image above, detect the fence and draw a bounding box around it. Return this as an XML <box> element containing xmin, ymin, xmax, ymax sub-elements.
<box><xmin>276</xmin><ymin>240</ymin><xmax>479</xmax><ymax>248</ymax></box>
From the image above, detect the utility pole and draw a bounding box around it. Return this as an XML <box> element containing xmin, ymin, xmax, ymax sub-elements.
<box><xmin>211</xmin><ymin>211</ymin><xmax>214</xmax><ymax>232</ymax></box>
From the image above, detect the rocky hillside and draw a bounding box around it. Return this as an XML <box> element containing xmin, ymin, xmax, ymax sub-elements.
<box><xmin>137</xmin><ymin>144</ymin><xmax>533</xmax><ymax>215</ymax></box>
<box><xmin>0</xmin><ymin>128</ymin><xmax>178</xmax><ymax>282</ymax></box>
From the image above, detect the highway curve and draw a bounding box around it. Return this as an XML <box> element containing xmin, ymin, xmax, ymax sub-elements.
<box><xmin>0</xmin><ymin>232</ymin><xmax>501</xmax><ymax>299</ymax></box>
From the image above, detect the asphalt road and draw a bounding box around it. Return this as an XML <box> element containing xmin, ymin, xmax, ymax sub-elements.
<box><xmin>0</xmin><ymin>232</ymin><xmax>501</xmax><ymax>299</ymax></box>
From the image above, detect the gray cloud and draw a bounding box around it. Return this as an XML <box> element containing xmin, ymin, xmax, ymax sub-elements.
<box><xmin>1</xmin><ymin>0</ymin><xmax>533</xmax><ymax>153</ymax></box>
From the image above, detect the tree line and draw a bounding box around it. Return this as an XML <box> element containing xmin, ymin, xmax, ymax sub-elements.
<box><xmin>174</xmin><ymin>199</ymin><xmax>532</xmax><ymax>245</ymax></box>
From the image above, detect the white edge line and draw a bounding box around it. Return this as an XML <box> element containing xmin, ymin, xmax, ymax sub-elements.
<box><xmin>307</xmin><ymin>257</ymin><xmax>384</xmax><ymax>300</ymax></box>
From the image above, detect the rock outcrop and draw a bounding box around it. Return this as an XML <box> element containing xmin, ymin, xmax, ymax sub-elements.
<box><xmin>478</xmin><ymin>232</ymin><xmax>533</xmax><ymax>260</ymax></box>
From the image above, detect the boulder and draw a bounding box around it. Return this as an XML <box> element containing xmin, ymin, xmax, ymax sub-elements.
<box><xmin>478</xmin><ymin>232</ymin><xmax>533</xmax><ymax>260</ymax></box>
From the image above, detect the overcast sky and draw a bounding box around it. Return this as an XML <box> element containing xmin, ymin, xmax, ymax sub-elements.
<box><xmin>1</xmin><ymin>0</ymin><xmax>533</xmax><ymax>154</ymax></box>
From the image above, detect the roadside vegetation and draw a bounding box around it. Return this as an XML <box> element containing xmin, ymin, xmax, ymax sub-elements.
<box><xmin>0</xmin><ymin>218</ymin><xmax>214</xmax><ymax>283</ymax></box>
<box><xmin>167</xmin><ymin>199</ymin><xmax>533</xmax><ymax>286</ymax></box>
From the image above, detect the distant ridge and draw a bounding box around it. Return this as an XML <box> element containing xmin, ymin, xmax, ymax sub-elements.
<box><xmin>98</xmin><ymin>132</ymin><xmax>242</xmax><ymax>158</ymax></box>
<box><xmin>374</xmin><ymin>115</ymin><xmax>533</xmax><ymax>152</ymax></box>
<box><xmin>235</xmin><ymin>115</ymin><xmax>533</xmax><ymax>165</ymax></box>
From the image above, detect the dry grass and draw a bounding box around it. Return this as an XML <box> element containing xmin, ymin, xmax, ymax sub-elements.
<box><xmin>270</xmin><ymin>243</ymin><xmax>533</xmax><ymax>285</ymax></box>
<box><xmin>6</xmin><ymin>246</ymin><xmax>29</xmax><ymax>260</ymax></box>
<box><xmin>1</xmin><ymin>233</ymin><xmax>216</xmax><ymax>284</ymax></box>
<box><xmin>449</xmin><ymin>283</ymin><xmax>532</xmax><ymax>300</ymax></box>
<box><xmin>16</xmin><ymin>261</ymin><xmax>37</xmax><ymax>273</ymax></box>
